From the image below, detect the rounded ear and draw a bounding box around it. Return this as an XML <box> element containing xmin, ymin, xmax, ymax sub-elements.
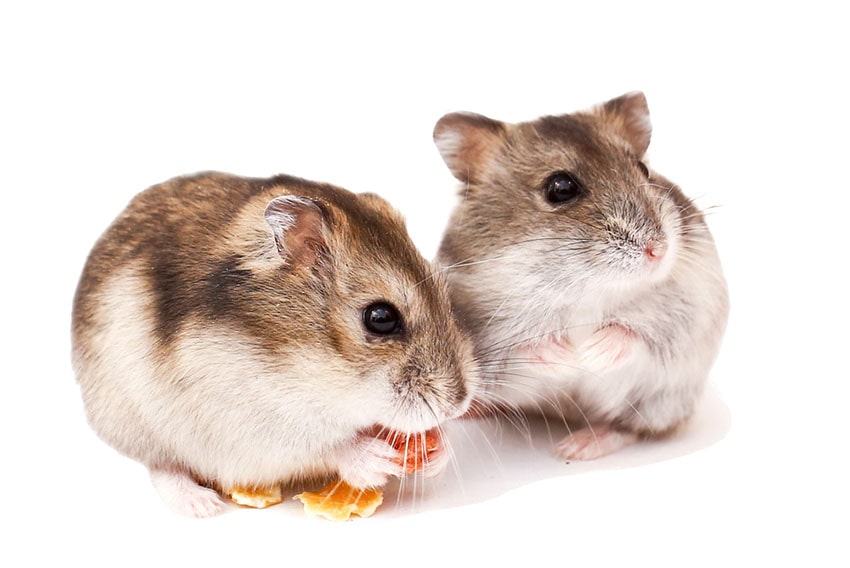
<box><xmin>433</xmin><ymin>111</ymin><xmax>506</xmax><ymax>184</ymax></box>
<box><xmin>264</xmin><ymin>195</ymin><xmax>327</xmax><ymax>266</ymax></box>
<box><xmin>598</xmin><ymin>91</ymin><xmax>652</xmax><ymax>156</ymax></box>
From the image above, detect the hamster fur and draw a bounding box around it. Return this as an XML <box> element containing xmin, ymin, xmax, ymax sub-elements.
<box><xmin>433</xmin><ymin>92</ymin><xmax>728</xmax><ymax>460</ymax></box>
<box><xmin>72</xmin><ymin>172</ymin><xmax>478</xmax><ymax>516</ymax></box>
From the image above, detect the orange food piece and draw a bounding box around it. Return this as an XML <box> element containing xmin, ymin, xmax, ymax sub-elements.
<box><xmin>228</xmin><ymin>484</ymin><xmax>283</xmax><ymax>508</ymax></box>
<box><xmin>294</xmin><ymin>480</ymin><xmax>383</xmax><ymax>521</ymax></box>
<box><xmin>385</xmin><ymin>429</ymin><xmax>441</xmax><ymax>474</ymax></box>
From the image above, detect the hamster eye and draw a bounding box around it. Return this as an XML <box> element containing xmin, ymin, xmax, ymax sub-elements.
<box><xmin>363</xmin><ymin>303</ymin><xmax>402</xmax><ymax>335</ymax></box>
<box><xmin>637</xmin><ymin>161</ymin><xmax>650</xmax><ymax>177</ymax></box>
<box><xmin>545</xmin><ymin>172</ymin><xmax>583</xmax><ymax>204</ymax></box>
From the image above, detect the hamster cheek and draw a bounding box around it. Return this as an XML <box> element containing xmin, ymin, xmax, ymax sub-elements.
<box><xmin>577</xmin><ymin>324</ymin><xmax>638</xmax><ymax>373</ymax></box>
<box><xmin>336</xmin><ymin>434</ymin><xmax>405</xmax><ymax>489</ymax></box>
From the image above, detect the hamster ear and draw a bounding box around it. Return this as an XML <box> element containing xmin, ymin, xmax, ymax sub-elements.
<box><xmin>598</xmin><ymin>91</ymin><xmax>652</xmax><ymax>156</ymax></box>
<box><xmin>264</xmin><ymin>196</ymin><xmax>327</xmax><ymax>266</ymax></box>
<box><xmin>433</xmin><ymin>112</ymin><xmax>506</xmax><ymax>184</ymax></box>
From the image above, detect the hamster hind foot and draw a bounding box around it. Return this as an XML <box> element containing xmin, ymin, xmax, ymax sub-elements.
<box><xmin>553</xmin><ymin>426</ymin><xmax>639</xmax><ymax>461</ymax></box>
<box><xmin>149</xmin><ymin>466</ymin><xmax>225</xmax><ymax>518</ymax></box>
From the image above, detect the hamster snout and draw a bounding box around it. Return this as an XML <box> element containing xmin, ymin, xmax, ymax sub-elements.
<box><xmin>588</xmin><ymin>184</ymin><xmax>681</xmax><ymax>284</ymax></box>
<box><xmin>433</xmin><ymin>92</ymin><xmax>729</xmax><ymax>461</ymax></box>
<box><xmin>71</xmin><ymin>172</ymin><xmax>478</xmax><ymax>517</ymax></box>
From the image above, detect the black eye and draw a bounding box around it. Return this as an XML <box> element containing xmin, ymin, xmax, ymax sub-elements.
<box><xmin>363</xmin><ymin>303</ymin><xmax>402</xmax><ymax>335</ymax></box>
<box><xmin>545</xmin><ymin>172</ymin><xmax>583</xmax><ymax>204</ymax></box>
<box><xmin>637</xmin><ymin>161</ymin><xmax>650</xmax><ymax>177</ymax></box>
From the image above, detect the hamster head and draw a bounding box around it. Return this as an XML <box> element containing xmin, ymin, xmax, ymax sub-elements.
<box><xmin>434</xmin><ymin>92</ymin><xmax>701</xmax><ymax>304</ymax></box>
<box><xmin>256</xmin><ymin>186</ymin><xmax>478</xmax><ymax>436</ymax></box>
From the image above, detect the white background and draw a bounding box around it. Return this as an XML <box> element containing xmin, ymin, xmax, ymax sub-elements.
<box><xmin>2</xmin><ymin>1</ymin><xmax>848</xmax><ymax>566</ymax></box>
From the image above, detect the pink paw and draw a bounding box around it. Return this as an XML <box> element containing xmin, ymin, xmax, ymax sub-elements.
<box><xmin>578</xmin><ymin>324</ymin><xmax>636</xmax><ymax>373</ymax></box>
<box><xmin>553</xmin><ymin>427</ymin><xmax>638</xmax><ymax>461</ymax></box>
<box><xmin>149</xmin><ymin>467</ymin><xmax>225</xmax><ymax>518</ymax></box>
<box><xmin>514</xmin><ymin>336</ymin><xmax>577</xmax><ymax>372</ymax></box>
<box><xmin>337</xmin><ymin>433</ymin><xmax>404</xmax><ymax>489</ymax></box>
<box><xmin>418</xmin><ymin>443</ymin><xmax>449</xmax><ymax>478</ymax></box>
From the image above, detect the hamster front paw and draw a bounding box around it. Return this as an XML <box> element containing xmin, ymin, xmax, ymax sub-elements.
<box><xmin>512</xmin><ymin>336</ymin><xmax>578</xmax><ymax>374</ymax></box>
<box><xmin>415</xmin><ymin>440</ymin><xmax>450</xmax><ymax>478</ymax></box>
<box><xmin>337</xmin><ymin>434</ymin><xmax>405</xmax><ymax>489</ymax></box>
<box><xmin>577</xmin><ymin>324</ymin><xmax>637</xmax><ymax>373</ymax></box>
<box><xmin>389</xmin><ymin>429</ymin><xmax>449</xmax><ymax>479</ymax></box>
<box><xmin>149</xmin><ymin>466</ymin><xmax>225</xmax><ymax>518</ymax></box>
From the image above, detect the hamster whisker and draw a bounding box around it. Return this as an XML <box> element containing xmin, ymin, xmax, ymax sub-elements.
<box><xmin>454</xmin><ymin>415</ymin><xmax>510</xmax><ymax>482</ymax></box>
<box><xmin>671</xmin><ymin>226</ymin><xmax>705</xmax><ymax>242</ymax></box>
<box><xmin>544</xmin><ymin>239</ymin><xmax>599</xmax><ymax>255</ymax></box>
<box><xmin>638</xmin><ymin>181</ymin><xmax>676</xmax><ymax>193</ymax></box>
<box><xmin>481</xmin><ymin>292</ymin><xmax>526</xmax><ymax>334</ymax></box>
<box><xmin>420</xmin><ymin>233</ymin><xmax>610</xmax><ymax>284</ymax></box>
<box><xmin>478</xmin><ymin>373</ymin><xmax>570</xmax><ymax>422</ymax></box>
<box><xmin>470</xmin><ymin>389</ymin><xmax>535</xmax><ymax>442</ymax></box>
<box><xmin>478</xmin><ymin>352</ymin><xmax>691</xmax><ymax>453</ymax></box>
<box><xmin>558</xmin><ymin>209</ymin><xmax>608</xmax><ymax>233</ymax></box>
<box><xmin>321</xmin><ymin>478</ymin><xmax>370</xmax><ymax>509</ymax></box>
<box><xmin>675</xmin><ymin>251</ymin><xmax>727</xmax><ymax>286</ymax></box>
<box><xmin>414</xmin><ymin>252</ymin><xmax>528</xmax><ymax>287</ymax></box>
<box><xmin>475</xmin><ymin>321</ymin><xmax>595</xmax><ymax>360</ymax></box>
<box><xmin>675</xmin><ymin>210</ymin><xmax>713</xmax><ymax>225</ymax></box>
<box><xmin>498</xmin><ymin>276</ymin><xmax>570</xmax><ymax>332</ymax></box>
<box><xmin>481</xmin><ymin>268</ymin><xmax>567</xmax><ymax>333</ymax></box>
<box><xmin>686</xmin><ymin>192</ymin><xmax>723</xmax><ymax>209</ymax></box>
<box><xmin>450</xmin><ymin>178</ymin><xmax>473</xmax><ymax>239</ymax></box>
<box><xmin>501</xmin><ymin>359</ymin><xmax>593</xmax><ymax>375</ymax></box>
<box><xmin>624</xmin><ymin>398</ymin><xmax>655</xmax><ymax>436</ymax></box>
<box><xmin>478</xmin><ymin>371</ymin><xmax>606</xmax><ymax>445</ymax></box>
<box><xmin>676</xmin><ymin>236</ymin><xmax>719</xmax><ymax>250</ymax></box>
<box><xmin>677</xmin><ymin>240</ymin><xmax>716</xmax><ymax>253</ymax></box>
<box><xmin>412</xmin><ymin>428</ymin><xmax>428</xmax><ymax>508</ymax></box>
<box><xmin>476</xmin><ymin>325</ymin><xmax>564</xmax><ymax>358</ymax></box>
<box><xmin>697</xmin><ymin>204</ymin><xmax>723</xmax><ymax>216</ymax></box>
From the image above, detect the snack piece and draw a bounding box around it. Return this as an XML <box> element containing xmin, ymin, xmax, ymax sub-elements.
<box><xmin>294</xmin><ymin>480</ymin><xmax>384</xmax><ymax>521</ymax></box>
<box><xmin>385</xmin><ymin>428</ymin><xmax>441</xmax><ymax>474</ymax></box>
<box><xmin>228</xmin><ymin>484</ymin><xmax>283</xmax><ymax>508</ymax></box>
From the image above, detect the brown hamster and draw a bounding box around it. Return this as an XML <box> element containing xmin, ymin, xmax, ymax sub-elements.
<box><xmin>71</xmin><ymin>172</ymin><xmax>478</xmax><ymax>517</ymax></box>
<box><xmin>433</xmin><ymin>92</ymin><xmax>728</xmax><ymax>460</ymax></box>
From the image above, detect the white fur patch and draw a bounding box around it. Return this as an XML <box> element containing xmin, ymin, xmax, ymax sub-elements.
<box><xmin>149</xmin><ymin>467</ymin><xmax>224</xmax><ymax>518</ymax></box>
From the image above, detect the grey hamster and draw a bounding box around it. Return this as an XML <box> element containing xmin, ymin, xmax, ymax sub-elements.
<box><xmin>433</xmin><ymin>92</ymin><xmax>728</xmax><ymax>459</ymax></box>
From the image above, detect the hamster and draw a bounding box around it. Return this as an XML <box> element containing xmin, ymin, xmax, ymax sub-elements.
<box><xmin>433</xmin><ymin>92</ymin><xmax>729</xmax><ymax>460</ymax></box>
<box><xmin>71</xmin><ymin>171</ymin><xmax>478</xmax><ymax>517</ymax></box>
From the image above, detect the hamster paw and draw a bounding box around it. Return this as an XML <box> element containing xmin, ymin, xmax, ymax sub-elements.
<box><xmin>553</xmin><ymin>426</ymin><xmax>638</xmax><ymax>461</ymax></box>
<box><xmin>337</xmin><ymin>434</ymin><xmax>404</xmax><ymax>489</ymax></box>
<box><xmin>392</xmin><ymin>430</ymin><xmax>449</xmax><ymax>479</ymax></box>
<box><xmin>578</xmin><ymin>324</ymin><xmax>637</xmax><ymax>373</ymax></box>
<box><xmin>513</xmin><ymin>336</ymin><xmax>577</xmax><ymax>372</ymax></box>
<box><xmin>417</xmin><ymin>441</ymin><xmax>450</xmax><ymax>478</ymax></box>
<box><xmin>149</xmin><ymin>466</ymin><xmax>225</xmax><ymax>518</ymax></box>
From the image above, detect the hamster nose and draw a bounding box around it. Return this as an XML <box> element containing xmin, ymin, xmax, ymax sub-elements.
<box><xmin>644</xmin><ymin>241</ymin><xmax>668</xmax><ymax>261</ymax></box>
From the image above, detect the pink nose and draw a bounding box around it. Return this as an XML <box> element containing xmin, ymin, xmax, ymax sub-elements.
<box><xmin>645</xmin><ymin>242</ymin><xmax>668</xmax><ymax>260</ymax></box>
